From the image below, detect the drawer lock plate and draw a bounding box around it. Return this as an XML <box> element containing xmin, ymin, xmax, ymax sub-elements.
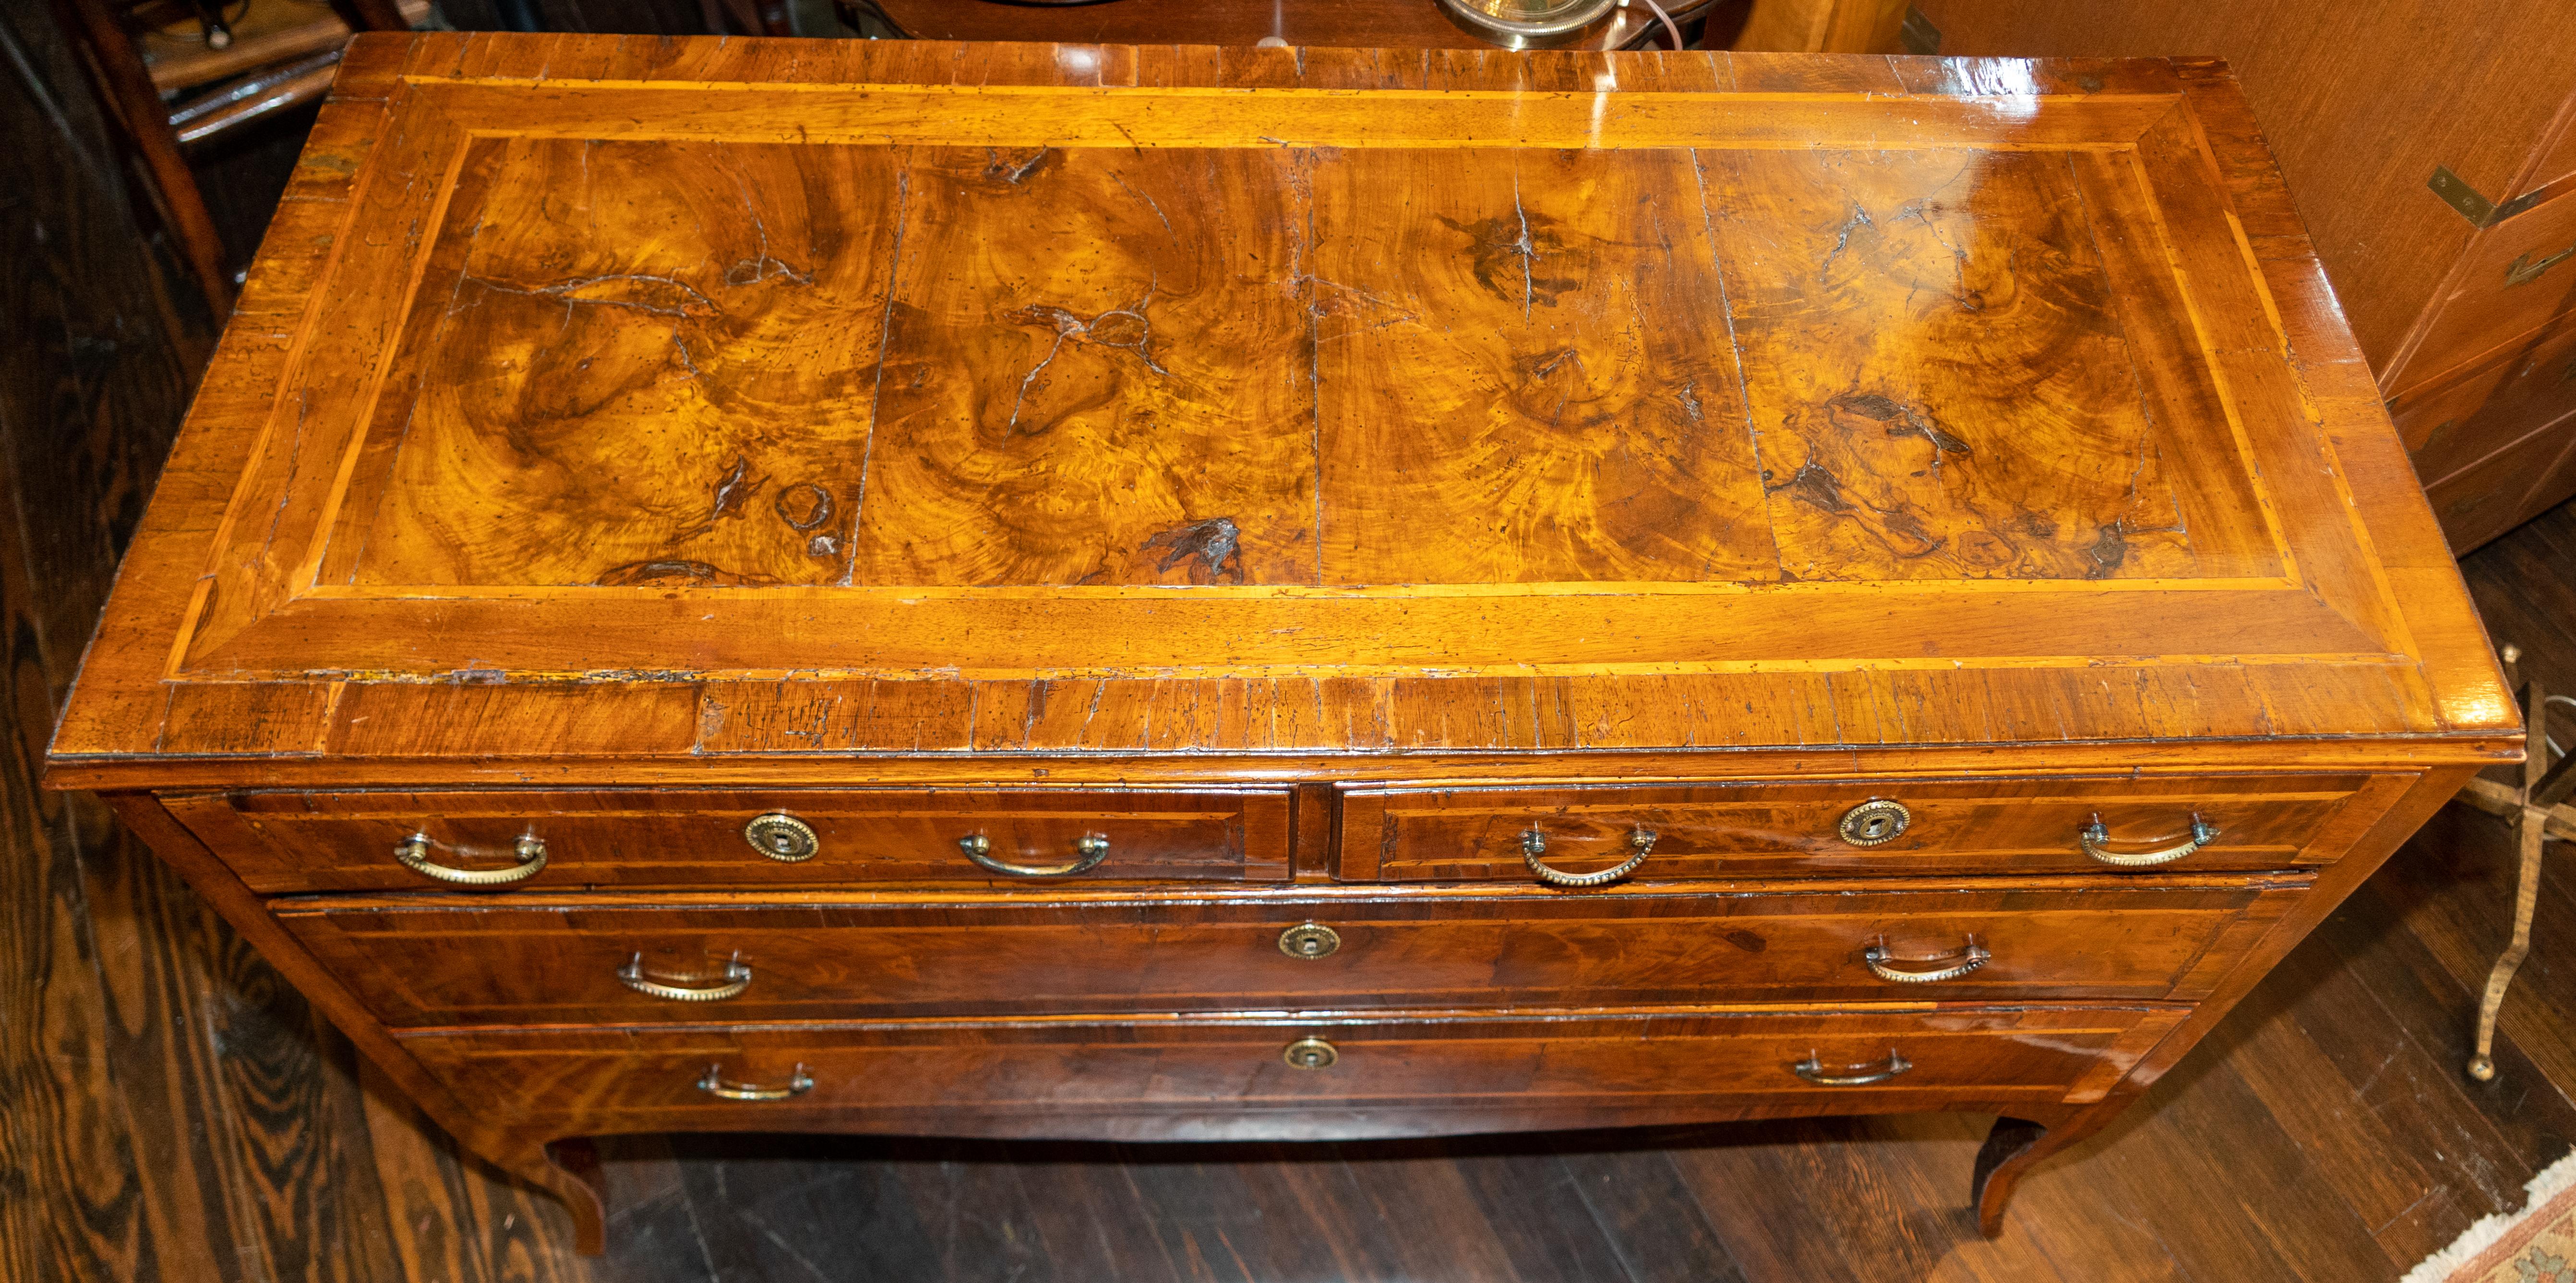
<box><xmin>743</xmin><ymin>812</ymin><xmax>820</xmax><ymax>862</ymax></box>
<box><xmin>1282</xmin><ymin>1037</ymin><xmax>1339</xmax><ymax>1069</ymax></box>
<box><xmin>1838</xmin><ymin>799</ymin><xmax>1912</xmax><ymax>847</ymax></box>
<box><xmin>1278</xmin><ymin>923</ymin><xmax>1342</xmax><ymax>960</ymax></box>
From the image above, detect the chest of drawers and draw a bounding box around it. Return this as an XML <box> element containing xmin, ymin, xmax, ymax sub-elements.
<box><xmin>47</xmin><ymin>32</ymin><xmax>2522</xmax><ymax>1254</ymax></box>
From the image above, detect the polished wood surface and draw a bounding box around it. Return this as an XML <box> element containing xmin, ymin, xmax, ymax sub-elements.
<box><xmin>41</xmin><ymin>36</ymin><xmax>2514</xmax><ymax>773</ymax></box>
<box><xmin>32</xmin><ymin>30</ymin><xmax>2523</xmax><ymax>1260</ymax></box>
<box><xmin>1340</xmin><ymin>773</ymin><xmax>2389</xmax><ymax>879</ymax></box>
<box><xmin>398</xmin><ymin>1005</ymin><xmax>2184</xmax><ymax>1126</ymax></box>
<box><xmin>1906</xmin><ymin>2</ymin><xmax>2576</xmax><ymax>551</ymax></box>
<box><xmin>16</xmin><ymin>12</ymin><xmax>2576</xmax><ymax>1277</ymax></box>
<box><xmin>2426</xmin><ymin>416</ymin><xmax>2576</xmax><ymax>555</ymax></box>
<box><xmin>1906</xmin><ymin>0</ymin><xmax>2576</xmax><ymax>376</ymax></box>
<box><xmin>282</xmin><ymin>879</ymin><xmax>2297</xmax><ymax>1025</ymax></box>
<box><xmin>2392</xmin><ymin>311</ymin><xmax>2576</xmax><ymax>487</ymax></box>
<box><xmin>174</xmin><ymin>786</ymin><xmax>1294</xmax><ymax>891</ymax></box>
<box><xmin>2402</xmin><ymin>192</ymin><xmax>2576</xmax><ymax>389</ymax></box>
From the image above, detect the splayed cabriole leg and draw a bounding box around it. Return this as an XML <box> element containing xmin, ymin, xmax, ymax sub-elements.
<box><xmin>1972</xmin><ymin>1104</ymin><xmax>2121</xmax><ymax>1236</ymax></box>
<box><xmin>477</xmin><ymin>1133</ymin><xmax>610</xmax><ymax>1256</ymax></box>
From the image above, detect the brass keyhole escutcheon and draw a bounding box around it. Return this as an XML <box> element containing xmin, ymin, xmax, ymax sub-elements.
<box><xmin>743</xmin><ymin>812</ymin><xmax>820</xmax><ymax>862</ymax></box>
<box><xmin>1837</xmin><ymin>799</ymin><xmax>1911</xmax><ymax>847</ymax></box>
<box><xmin>1282</xmin><ymin>1037</ymin><xmax>1339</xmax><ymax>1069</ymax></box>
<box><xmin>1278</xmin><ymin>923</ymin><xmax>1342</xmax><ymax>960</ymax></box>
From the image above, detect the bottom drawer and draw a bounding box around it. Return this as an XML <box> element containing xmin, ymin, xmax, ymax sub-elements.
<box><xmin>401</xmin><ymin>1007</ymin><xmax>2186</xmax><ymax>1141</ymax></box>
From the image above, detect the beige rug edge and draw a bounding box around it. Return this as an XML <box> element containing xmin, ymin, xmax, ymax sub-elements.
<box><xmin>2404</xmin><ymin>1148</ymin><xmax>2576</xmax><ymax>1283</ymax></box>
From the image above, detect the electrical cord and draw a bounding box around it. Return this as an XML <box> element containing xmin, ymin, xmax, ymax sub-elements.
<box><xmin>1633</xmin><ymin>0</ymin><xmax>1685</xmax><ymax>49</ymax></box>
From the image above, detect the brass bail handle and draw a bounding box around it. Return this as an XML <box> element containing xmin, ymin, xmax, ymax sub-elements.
<box><xmin>618</xmin><ymin>951</ymin><xmax>753</xmax><ymax>1002</ymax></box>
<box><xmin>1792</xmin><ymin>1049</ymin><xmax>1913</xmax><ymax>1086</ymax></box>
<box><xmin>2078</xmin><ymin>812</ymin><xmax>2219</xmax><ymax>867</ymax></box>
<box><xmin>1863</xmin><ymin>935</ymin><xmax>1991</xmax><ymax>984</ymax></box>
<box><xmin>696</xmin><ymin>1063</ymin><xmax>814</xmax><ymax>1101</ymax></box>
<box><xmin>1521</xmin><ymin>826</ymin><xmax>1657</xmax><ymax>888</ymax></box>
<box><xmin>394</xmin><ymin>831</ymin><xmax>547</xmax><ymax>887</ymax></box>
<box><xmin>959</xmin><ymin>832</ymin><xmax>1113</xmax><ymax>877</ymax></box>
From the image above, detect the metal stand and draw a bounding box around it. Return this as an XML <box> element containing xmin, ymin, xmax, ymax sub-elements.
<box><xmin>2457</xmin><ymin>644</ymin><xmax>2576</xmax><ymax>1081</ymax></box>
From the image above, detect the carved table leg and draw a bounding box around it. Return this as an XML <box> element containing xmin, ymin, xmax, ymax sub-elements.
<box><xmin>2469</xmin><ymin>804</ymin><xmax>2550</xmax><ymax>1081</ymax></box>
<box><xmin>1971</xmin><ymin>1103</ymin><xmax>2123</xmax><ymax>1236</ymax></box>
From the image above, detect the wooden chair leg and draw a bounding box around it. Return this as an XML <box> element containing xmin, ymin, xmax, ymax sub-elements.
<box><xmin>49</xmin><ymin>0</ymin><xmax>236</xmax><ymax>314</ymax></box>
<box><xmin>2469</xmin><ymin>805</ymin><xmax>2549</xmax><ymax>1081</ymax></box>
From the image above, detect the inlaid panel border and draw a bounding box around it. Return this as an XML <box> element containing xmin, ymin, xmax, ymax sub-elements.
<box><xmin>43</xmin><ymin>36</ymin><xmax>2509</xmax><ymax>766</ymax></box>
<box><xmin>168</xmin><ymin>80</ymin><xmax>2368</xmax><ymax>680</ymax></box>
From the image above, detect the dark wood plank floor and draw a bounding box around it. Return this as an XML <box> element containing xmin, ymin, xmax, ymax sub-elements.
<box><xmin>8</xmin><ymin>8</ymin><xmax>2576</xmax><ymax>1279</ymax></box>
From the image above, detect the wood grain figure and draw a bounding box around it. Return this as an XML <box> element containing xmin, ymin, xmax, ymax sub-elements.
<box><xmin>43</xmin><ymin>32</ymin><xmax>2521</xmax><ymax>1254</ymax></box>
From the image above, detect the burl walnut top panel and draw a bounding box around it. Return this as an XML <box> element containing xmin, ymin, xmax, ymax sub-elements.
<box><xmin>48</xmin><ymin>36</ymin><xmax>2516</xmax><ymax>782</ymax></box>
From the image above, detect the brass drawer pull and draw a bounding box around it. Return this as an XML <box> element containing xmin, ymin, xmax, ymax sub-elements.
<box><xmin>618</xmin><ymin>952</ymin><xmax>752</xmax><ymax>1002</ymax></box>
<box><xmin>1863</xmin><ymin>936</ymin><xmax>1990</xmax><ymax>984</ymax></box>
<box><xmin>1521</xmin><ymin>826</ymin><xmax>1656</xmax><ymax>888</ymax></box>
<box><xmin>2506</xmin><ymin>243</ymin><xmax>2575</xmax><ymax>287</ymax></box>
<box><xmin>743</xmin><ymin>812</ymin><xmax>819</xmax><ymax>862</ymax></box>
<box><xmin>1792</xmin><ymin>1049</ymin><xmax>1912</xmax><ymax>1087</ymax></box>
<box><xmin>394</xmin><ymin>832</ymin><xmax>546</xmax><ymax>887</ymax></box>
<box><xmin>959</xmin><ymin>832</ymin><xmax>1112</xmax><ymax>877</ymax></box>
<box><xmin>697</xmin><ymin>1064</ymin><xmax>813</xmax><ymax>1101</ymax></box>
<box><xmin>2078</xmin><ymin>813</ymin><xmax>2218</xmax><ymax>867</ymax></box>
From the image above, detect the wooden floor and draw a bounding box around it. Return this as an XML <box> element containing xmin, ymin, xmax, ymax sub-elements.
<box><xmin>11</xmin><ymin>10</ymin><xmax>2576</xmax><ymax>1281</ymax></box>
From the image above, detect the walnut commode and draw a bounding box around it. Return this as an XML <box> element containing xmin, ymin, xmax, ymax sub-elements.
<box><xmin>47</xmin><ymin>32</ymin><xmax>2520</xmax><ymax>1253</ymax></box>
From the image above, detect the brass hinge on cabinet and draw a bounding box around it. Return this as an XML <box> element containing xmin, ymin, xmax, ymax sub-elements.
<box><xmin>2430</xmin><ymin>166</ymin><xmax>2544</xmax><ymax>228</ymax></box>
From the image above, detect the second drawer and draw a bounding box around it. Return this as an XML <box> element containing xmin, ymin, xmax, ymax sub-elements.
<box><xmin>281</xmin><ymin>880</ymin><xmax>2303</xmax><ymax>1028</ymax></box>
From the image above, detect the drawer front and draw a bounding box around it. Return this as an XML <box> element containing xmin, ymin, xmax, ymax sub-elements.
<box><xmin>397</xmin><ymin>1007</ymin><xmax>2186</xmax><ymax>1137</ymax></box>
<box><xmin>2406</xmin><ymin>185</ymin><xmax>2576</xmax><ymax>383</ymax></box>
<box><xmin>2425</xmin><ymin>416</ymin><xmax>2576</xmax><ymax>552</ymax></box>
<box><xmin>2393</xmin><ymin>313</ymin><xmax>2576</xmax><ymax>487</ymax></box>
<box><xmin>283</xmin><ymin>883</ymin><xmax>2298</xmax><ymax>1027</ymax></box>
<box><xmin>1338</xmin><ymin>776</ymin><xmax>2382</xmax><ymax>883</ymax></box>
<box><xmin>170</xmin><ymin>789</ymin><xmax>1293</xmax><ymax>893</ymax></box>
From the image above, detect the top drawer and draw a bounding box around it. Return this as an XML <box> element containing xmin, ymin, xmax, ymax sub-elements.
<box><xmin>170</xmin><ymin>788</ymin><xmax>1292</xmax><ymax>894</ymax></box>
<box><xmin>1338</xmin><ymin>775</ymin><xmax>2387</xmax><ymax>883</ymax></box>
